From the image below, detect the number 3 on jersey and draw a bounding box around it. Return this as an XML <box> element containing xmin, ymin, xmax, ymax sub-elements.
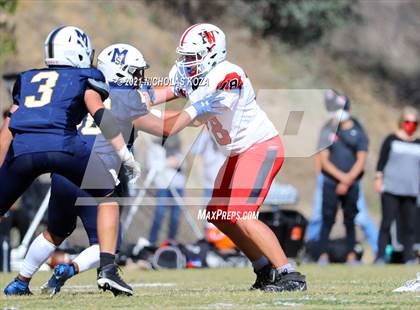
<box><xmin>24</xmin><ymin>71</ymin><xmax>59</xmax><ymax>108</ymax></box>
<box><xmin>208</xmin><ymin>117</ymin><xmax>231</xmax><ymax>145</ymax></box>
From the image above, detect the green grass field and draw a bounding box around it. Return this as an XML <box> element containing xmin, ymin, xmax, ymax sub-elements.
<box><xmin>0</xmin><ymin>265</ymin><xmax>419</xmax><ymax>309</ymax></box>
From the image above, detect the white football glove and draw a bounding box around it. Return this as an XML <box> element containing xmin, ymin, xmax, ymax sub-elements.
<box><xmin>117</xmin><ymin>146</ymin><xmax>141</xmax><ymax>184</ymax></box>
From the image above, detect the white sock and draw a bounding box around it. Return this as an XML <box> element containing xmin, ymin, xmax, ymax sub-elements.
<box><xmin>73</xmin><ymin>244</ymin><xmax>100</xmax><ymax>273</ymax></box>
<box><xmin>252</xmin><ymin>256</ymin><xmax>270</xmax><ymax>271</ymax></box>
<box><xmin>20</xmin><ymin>234</ymin><xmax>56</xmax><ymax>278</ymax></box>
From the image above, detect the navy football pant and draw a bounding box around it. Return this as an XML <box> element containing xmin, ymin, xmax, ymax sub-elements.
<box><xmin>0</xmin><ymin>150</ymin><xmax>113</xmax><ymax>216</ymax></box>
<box><xmin>48</xmin><ymin>174</ymin><xmax>122</xmax><ymax>248</ymax></box>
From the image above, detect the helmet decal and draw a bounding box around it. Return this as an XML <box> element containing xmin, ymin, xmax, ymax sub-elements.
<box><xmin>111</xmin><ymin>48</ymin><xmax>128</xmax><ymax>65</ymax></box>
<box><xmin>75</xmin><ymin>29</ymin><xmax>89</xmax><ymax>49</ymax></box>
<box><xmin>200</xmin><ymin>30</ymin><xmax>216</xmax><ymax>45</ymax></box>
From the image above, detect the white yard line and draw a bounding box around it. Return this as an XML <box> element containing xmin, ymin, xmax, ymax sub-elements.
<box><xmin>273</xmin><ymin>301</ymin><xmax>303</xmax><ymax>307</ymax></box>
<box><xmin>32</xmin><ymin>282</ymin><xmax>176</xmax><ymax>292</ymax></box>
<box><xmin>207</xmin><ymin>304</ymin><xmax>236</xmax><ymax>308</ymax></box>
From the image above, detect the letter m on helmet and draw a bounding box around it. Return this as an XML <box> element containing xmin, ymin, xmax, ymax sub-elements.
<box><xmin>111</xmin><ymin>48</ymin><xmax>128</xmax><ymax>65</ymax></box>
<box><xmin>75</xmin><ymin>29</ymin><xmax>89</xmax><ymax>48</ymax></box>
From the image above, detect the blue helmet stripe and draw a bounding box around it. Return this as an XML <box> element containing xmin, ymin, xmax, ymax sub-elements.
<box><xmin>48</xmin><ymin>25</ymin><xmax>67</xmax><ymax>58</ymax></box>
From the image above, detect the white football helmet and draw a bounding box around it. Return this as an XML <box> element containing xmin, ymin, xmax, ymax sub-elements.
<box><xmin>97</xmin><ymin>43</ymin><xmax>149</xmax><ymax>86</ymax></box>
<box><xmin>44</xmin><ymin>26</ymin><xmax>94</xmax><ymax>68</ymax></box>
<box><xmin>176</xmin><ymin>23</ymin><xmax>226</xmax><ymax>79</ymax></box>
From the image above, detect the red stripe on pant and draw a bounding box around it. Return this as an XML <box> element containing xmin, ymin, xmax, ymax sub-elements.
<box><xmin>207</xmin><ymin>136</ymin><xmax>284</xmax><ymax>223</ymax></box>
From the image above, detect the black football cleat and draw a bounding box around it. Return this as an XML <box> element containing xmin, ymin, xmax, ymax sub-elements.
<box><xmin>97</xmin><ymin>264</ymin><xmax>133</xmax><ymax>296</ymax></box>
<box><xmin>250</xmin><ymin>264</ymin><xmax>275</xmax><ymax>290</ymax></box>
<box><xmin>263</xmin><ymin>270</ymin><xmax>307</xmax><ymax>292</ymax></box>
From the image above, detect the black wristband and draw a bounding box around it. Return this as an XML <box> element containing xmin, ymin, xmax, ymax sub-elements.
<box><xmin>5</xmin><ymin>111</ymin><xmax>12</xmax><ymax>118</ymax></box>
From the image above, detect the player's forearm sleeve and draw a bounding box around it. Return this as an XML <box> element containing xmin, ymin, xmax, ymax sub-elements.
<box><xmin>92</xmin><ymin>108</ymin><xmax>120</xmax><ymax>140</ymax></box>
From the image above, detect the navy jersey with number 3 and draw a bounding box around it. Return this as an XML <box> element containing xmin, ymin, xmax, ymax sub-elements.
<box><xmin>9</xmin><ymin>67</ymin><xmax>106</xmax><ymax>157</ymax></box>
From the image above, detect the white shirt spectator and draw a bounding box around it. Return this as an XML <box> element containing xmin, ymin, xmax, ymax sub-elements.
<box><xmin>191</xmin><ymin>129</ymin><xmax>226</xmax><ymax>189</ymax></box>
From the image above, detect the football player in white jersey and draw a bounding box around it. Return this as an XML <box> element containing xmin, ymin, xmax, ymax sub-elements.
<box><xmin>148</xmin><ymin>23</ymin><xmax>306</xmax><ymax>292</ymax></box>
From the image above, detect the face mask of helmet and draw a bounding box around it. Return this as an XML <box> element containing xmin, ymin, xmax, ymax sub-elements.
<box><xmin>89</xmin><ymin>49</ymin><xmax>95</xmax><ymax>65</ymax></box>
<box><xmin>176</xmin><ymin>49</ymin><xmax>207</xmax><ymax>79</ymax></box>
<box><xmin>112</xmin><ymin>65</ymin><xmax>147</xmax><ymax>88</ymax></box>
<box><xmin>128</xmin><ymin>66</ymin><xmax>146</xmax><ymax>85</ymax></box>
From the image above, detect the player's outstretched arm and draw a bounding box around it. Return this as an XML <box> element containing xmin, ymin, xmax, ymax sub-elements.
<box><xmin>132</xmin><ymin>110</ymin><xmax>193</xmax><ymax>137</ymax></box>
<box><xmin>132</xmin><ymin>95</ymin><xmax>224</xmax><ymax>137</ymax></box>
<box><xmin>0</xmin><ymin>104</ymin><xmax>18</xmax><ymax>167</ymax></box>
<box><xmin>142</xmin><ymin>85</ymin><xmax>177</xmax><ymax>107</ymax></box>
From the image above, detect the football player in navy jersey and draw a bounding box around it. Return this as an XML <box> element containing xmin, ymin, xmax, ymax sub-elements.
<box><xmin>3</xmin><ymin>114</ymin><xmax>125</xmax><ymax>297</ymax></box>
<box><xmin>2</xmin><ymin>39</ymin><xmax>223</xmax><ymax>297</ymax></box>
<box><xmin>0</xmin><ymin>26</ymin><xmax>141</xmax><ymax>296</ymax></box>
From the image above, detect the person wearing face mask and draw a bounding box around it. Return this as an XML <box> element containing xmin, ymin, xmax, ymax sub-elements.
<box><xmin>317</xmin><ymin>93</ymin><xmax>369</xmax><ymax>265</ymax></box>
<box><xmin>375</xmin><ymin>106</ymin><xmax>419</xmax><ymax>265</ymax></box>
<box><xmin>306</xmin><ymin>90</ymin><xmax>378</xmax><ymax>259</ymax></box>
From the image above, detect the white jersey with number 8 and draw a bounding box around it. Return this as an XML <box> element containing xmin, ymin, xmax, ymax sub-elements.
<box><xmin>169</xmin><ymin>61</ymin><xmax>278</xmax><ymax>155</ymax></box>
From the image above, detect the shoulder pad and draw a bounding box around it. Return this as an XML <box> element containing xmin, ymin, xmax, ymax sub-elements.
<box><xmin>79</xmin><ymin>68</ymin><xmax>106</xmax><ymax>82</ymax></box>
<box><xmin>24</xmin><ymin>68</ymin><xmax>45</xmax><ymax>74</ymax></box>
<box><xmin>87</xmin><ymin>78</ymin><xmax>109</xmax><ymax>101</ymax></box>
<box><xmin>214</xmin><ymin>72</ymin><xmax>244</xmax><ymax>91</ymax></box>
<box><xmin>208</xmin><ymin>62</ymin><xmax>244</xmax><ymax>91</ymax></box>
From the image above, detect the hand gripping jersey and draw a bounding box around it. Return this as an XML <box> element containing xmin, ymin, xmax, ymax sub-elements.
<box><xmin>170</xmin><ymin>61</ymin><xmax>278</xmax><ymax>155</ymax></box>
<box><xmin>9</xmin><ymin>67</ymin><xmax>106</xmax><ymax>157</ymax></box>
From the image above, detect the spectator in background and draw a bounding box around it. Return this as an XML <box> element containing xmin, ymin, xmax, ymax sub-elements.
<box><xmin>318</xmin><ymin>94</ymin><xmax>369</xmax><ymax>265</ymax></box>
<box><xmin>306</xmin><ymin>155</ymin><xmax>378</xmax><ymax>255</ymax></box>
<box><xmin>375</xmin><ymin>106</ymin><xmax>419</xmax><ymax>265</ymax></box>
<box><xmin>149</xmin><ymin>135</ymin><xmax>186</xmax><ymax>245</ymax></box>
<box><xmin>190</xmin><ymin>129</ymin><xmax>226</xmax><ymax>201</ymax></box>
<box><xmin>306</xmin><ymin>90</ymin><xmax>378</xmax><ymax>256</ymax></box>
